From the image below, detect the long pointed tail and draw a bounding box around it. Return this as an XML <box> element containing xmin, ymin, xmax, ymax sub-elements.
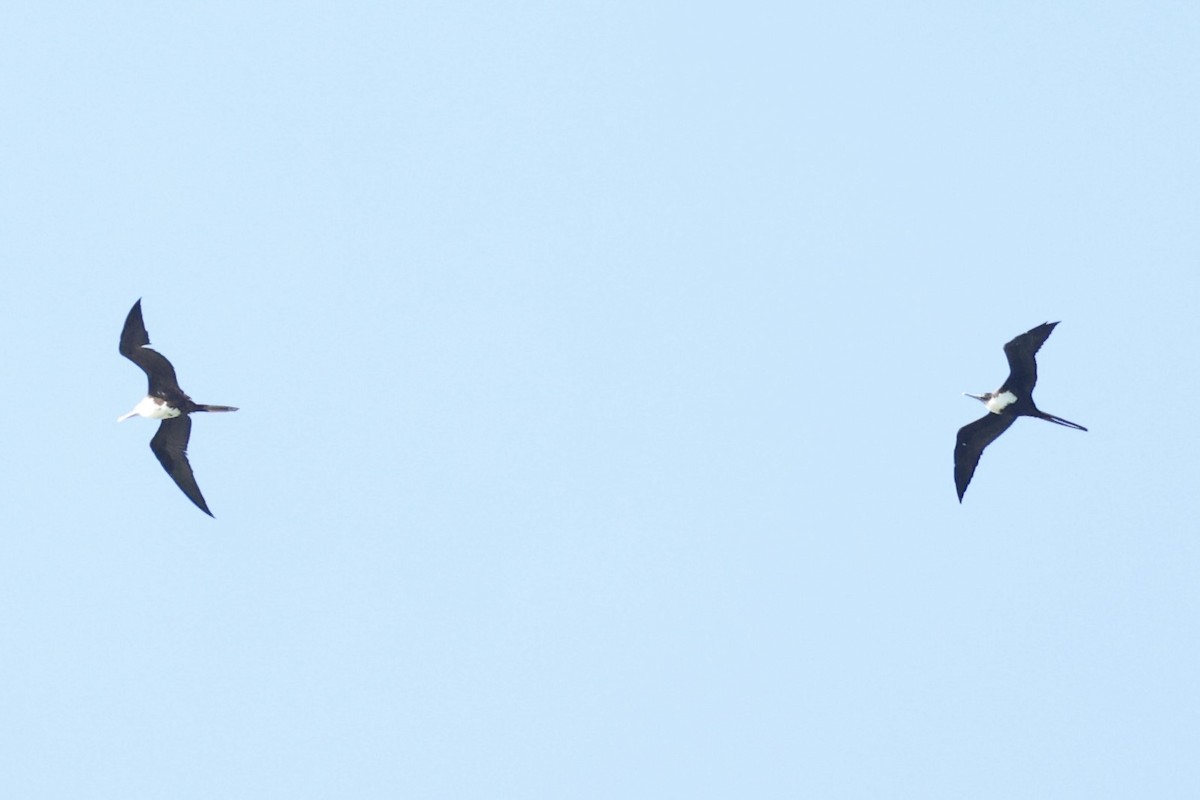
<box><xmin>195</xmin><ymin>404</ymin><xmax>239</xmax><ymax>413</ymax></box>
<box><xmin>1037</xmin><ymin>411</ymin><xmax>1087</xmax><ymax>431</ymax></box>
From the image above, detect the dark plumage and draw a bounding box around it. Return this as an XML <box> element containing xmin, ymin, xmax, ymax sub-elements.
<box><xmin>119</xmin><ymin>299</ymin><xmax>238</xmax><ymax>516</ymax></box>
<box><xmin>955</xmin><ymin>322</ymin><xmax>1086</xmax><ymax>502</ymax></box>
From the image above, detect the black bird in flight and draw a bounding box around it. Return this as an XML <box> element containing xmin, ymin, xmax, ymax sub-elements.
<box><xmin>118</xmin><ymin>299</ymin><xmax>238</xmax><ymax>516</ymax></box>
<box><xmin>955</xmin><ymin>322</ymin><xmax>1086</xmax><ymax>502</ymax></box>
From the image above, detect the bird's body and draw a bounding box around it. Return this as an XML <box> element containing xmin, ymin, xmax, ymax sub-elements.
<box><xmin>118</xmin><ymin>299</ymin><xmax>237</xmax><ymax>516</ymax></box>
<box><xmin>954</xmin><ymin>322</ymin><xmax>1086</xmax><ymax>502</ymax></box>
<box><xmin>118</xmin><ymin>395</ymin><xmax>182</xmax><ymax>421</ymax></box>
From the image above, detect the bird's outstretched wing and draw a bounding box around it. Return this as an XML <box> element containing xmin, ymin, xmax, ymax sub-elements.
<box><xmin>954</xmin><ymin>412</ymin><xmax>1017</xmax><ymax>502</ymax></box>
<box><xmin>119</xmin><ymin>299</ymin><xmax>182</xmax><ymax>398</ymax></box>
<box><xmin>1000</xmin><ymin>321</ymin><xmax>1058</xmax><ymax>396</ymax></box>
<box><xmin>150</xmin><ymin>416</ymin><xmax>213</xmax><ymax>517</ymax></box>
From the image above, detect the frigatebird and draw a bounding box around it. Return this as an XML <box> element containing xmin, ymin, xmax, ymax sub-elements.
<box><xmin>118</xmin><ymin>299</ymin><xmax>238</xmax><ymax>516</ymax></box>
<box><xmin>955</xmin><ymin>322</ymin><xmax>1086</xmax><ymax>502</ymax></box>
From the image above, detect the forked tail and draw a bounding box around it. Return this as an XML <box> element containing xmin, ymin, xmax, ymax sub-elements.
<box><xmin>1037</xmin><ymin>411</ymin><xmax>1087</xmax><ymax>431</ymax></box>
<box><xmin>195</xmin><ymin>404</ymin><xmax>239</xmax><ymax>413</ymax></box>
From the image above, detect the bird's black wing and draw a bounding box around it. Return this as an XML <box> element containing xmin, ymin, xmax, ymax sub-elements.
<box><xmin>119</xmin><ymin>299</ymin><xmax>183</xmax><ymax>398</ymax></box>
<box><xmin>1000</xmin><ymin>321</ymin><xmax>1058</xmax><ymax>396</ymax></box>
<box><xmin>954</xmin><ymin>412</ymin><xmax>1017</xmax><ymax>502</ymax></box>
<box><xmin>150</xmin><ymin>416</ymin><xmax>213</xmax><ymax>517</ymax></box>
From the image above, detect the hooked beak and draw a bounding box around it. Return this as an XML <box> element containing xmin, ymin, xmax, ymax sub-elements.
<box><xmin>963</xmin><ymin>393</ymin><xmax>985</xmax><ymax>402</ymax></box>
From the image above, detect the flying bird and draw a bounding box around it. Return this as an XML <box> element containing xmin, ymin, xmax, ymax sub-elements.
<box><xmin>118</xmin><ymin>299</ymin><xmax>238</xmax><ymax>516</ymax></box>
<box><xmin>955</xmin><ymin>322</ymin><xmax>1086</xmax><ymax>502</ymax></box>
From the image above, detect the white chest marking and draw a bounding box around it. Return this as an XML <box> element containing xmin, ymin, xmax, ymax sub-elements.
<box><xmin>125</xmin><ymin>395</ymin><xmax>182</xmax><ymax>421</ymax></box>
<box><xmin>986</xmin><ymin>391</ymin><xmax>1017</xmax><ymax>414</ymax></box>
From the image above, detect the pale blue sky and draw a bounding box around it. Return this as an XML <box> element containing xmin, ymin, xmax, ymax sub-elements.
<box><xmin>2</xmin><ymin>2</ymin><xmax>1199</xmax><ymax>797</ymax></box>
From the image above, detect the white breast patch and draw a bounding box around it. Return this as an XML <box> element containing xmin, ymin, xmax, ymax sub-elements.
<box><xmin>134</xmin><ymin>395</ymin><xmax>182</xmax><ymax>420</ymax></box>
<box><xmin>986</xmin><ymin>391</ymin><xmax>1017</xmax><ymax>414</ymax></box>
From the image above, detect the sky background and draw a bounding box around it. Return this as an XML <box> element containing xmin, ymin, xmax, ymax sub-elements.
<box><xmin>2</xmin><ymin>2</ymin><xmax>1199</xmax><ymax>797</ymax></box>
